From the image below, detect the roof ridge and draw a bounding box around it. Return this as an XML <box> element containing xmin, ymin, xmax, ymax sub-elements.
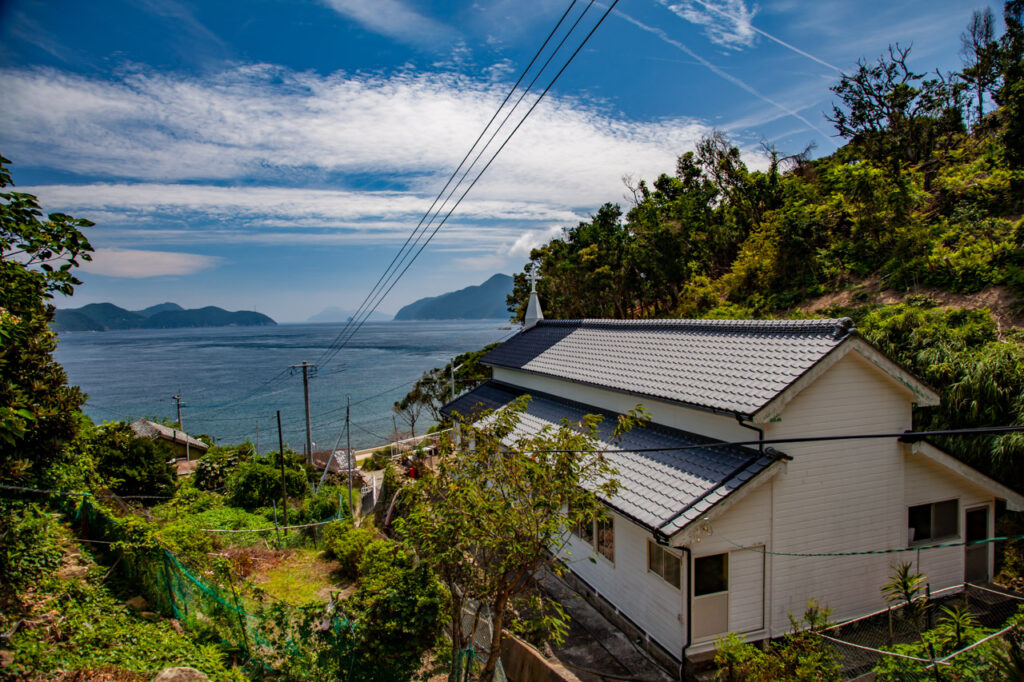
<box><xmin>536</xmin><ymin>317</ymin><xmax>854</xmax><ymax>337</ymax></box>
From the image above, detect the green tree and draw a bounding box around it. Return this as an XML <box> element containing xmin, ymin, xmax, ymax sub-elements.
<box><xmin>88</xmin><ymin>422</ymin><xmax>176</xmax><ymax>499</ymax></box>
<box><xmin>397</xmin><ymin>343</ymin><xmax>500</xmax><ymax>424</ymax></box>
<box><xmin>0</xmin><ymin>154</ymin><xmax>93</xmax><ymax>482</ymax></box>
<box><xmin>998</xmin><ymin>0</ymin><xmax>1024</xmax><ymax>169</ymax></box>
<box><xmin>399</xmin><ymin>396</ymin><xmax>646</xmax><ymax>679</ymax></box>
<box><xmin>828</xmin><ymin>44</ymin><xmax>965</xmax><ymax>173</ymax></box>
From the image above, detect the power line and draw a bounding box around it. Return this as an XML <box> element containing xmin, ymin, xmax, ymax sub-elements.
<box><xmin>313</xmin><ymin>1</ymin><xmax>583</xmax><ymax>371</ymax></box>
<box><xmin>314</xmin><ymin>0</ymin><xmax>619</xmax><ymax>371</ymax></box>
<box><xmin>508</xmin><ymin>425</ymin><xmax>1024</xmax><ymax>456</ymax></box>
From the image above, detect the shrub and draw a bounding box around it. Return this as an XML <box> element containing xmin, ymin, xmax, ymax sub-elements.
<box><xmin>227</xmin><ymin>456</ymin><xmax>308</xmax><ymax>509</ymax></box>
<box><xmin>360</xmin><ymin>448</ymin><xmax>391</xmax><ymax>471</ymax></box>
<box><xmin>302</xmin><ymin>484</ymin><xmax>352</xmax><ymax>524</ymax></box>
<box><xmin>158</xmin><ymin>505</ymin><xmax>272</xmax><ymax>555</ymax></box>
<box><xmin>344</xmin><ymin>540</ymin><xmax>446</xmax><ymax>680</ymax></box>
<box><xmin>88</xmin><ymin>422</ymin><xmax>176</xmax><ymax>499</ymax></box>
<box><xmin>713</xmin><ymin>600</ymin><xmax>839</xmax><ymax>681</ymax></box>
<box><xmin>0</xmin><ymin>501</ymin><xmax>64</xmax><ymax>592</ymax></box>
<box><xmin>323</xmin><ymin>521</ymin><xmax>375</xmax><ymax>578</ymax></box>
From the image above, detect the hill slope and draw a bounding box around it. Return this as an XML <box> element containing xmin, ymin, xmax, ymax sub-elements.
<box><xmin>53</xmin><ymin>303</ymin><xmax>276</xmax><ymax>331</ymax></box>
<box><xmin>394</xmin><ymin>274</ymin><xmax>513</xmax><ymax>320</ymax></box>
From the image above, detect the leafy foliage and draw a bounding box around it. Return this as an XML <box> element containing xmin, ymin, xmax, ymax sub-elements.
<box><xmin>0</xmin><ymin>501</ymin><xmax>64</xmax><ymax>592</ymax></box>
<box><xmin>0</xmin><ymin>155</ymin><xmax>92</xmax><ymax>482</ymax></box>
<box><xmin>399</xmin><ymin>396</ymin><xmax>646</xmax><ymax>678</ymax></box>
<box><xmin>87</xmin><ymin>421</ymin><xmax>177</xmax><ymax>499</ymax></box>
<box><xmin>322</xmin><ymin>520</ymin><xmax>375</xmax><ymax>579</ymax></box>
<box><xmin>713</xmin><ymin>600</ymin><xmax>840</xmax><ymax>681</ymax></box>
<box><xmin>195</xmin><ymin>441</ymin><xmax>254</xmax><ymax>491</ymax></box>
<box><xmin>227</xmin><ymin>451</ymin><xmax>309</xmax><ymax>508</ymax></box>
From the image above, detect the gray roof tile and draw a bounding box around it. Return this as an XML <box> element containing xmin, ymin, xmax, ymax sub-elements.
<box><xmin>482</xmin><ymin>318</ymin><xmax>854</xmax><ymax>416</ymax></box>
<box><xmin>444</xmin><ymin>382</ymin><xmax>775</xmax><ymax>536</ymax></box>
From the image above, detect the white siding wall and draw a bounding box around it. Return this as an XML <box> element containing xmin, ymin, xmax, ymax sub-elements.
<box><xmin>558</xmin><ymin>512</ymin><xmax>686</xmax><ymax>655</ymax></box>
<box><xmin>686</xmin><ymin>479</ymin><xmax>772</xmax><ymax>646</ymax></box>
<box><xmin>762</xmin><ymin>352</ymin><xmax>916</xmax><ymax>635</ymax></box>
<box><xmin>904</xmin><ymin>451</ymin><xmax>993</xmax><ymax>589</ymax></box>
<box><xmin>521</xmin><ymin>350</ymin><xmax>999</xmax><ymax>651</ymax></box>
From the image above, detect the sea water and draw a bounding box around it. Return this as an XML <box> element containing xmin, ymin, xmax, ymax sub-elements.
<box><xmin>54</xmin><ymin>320</ymin><xmax>513</xmax><ymax>452</ymax></box>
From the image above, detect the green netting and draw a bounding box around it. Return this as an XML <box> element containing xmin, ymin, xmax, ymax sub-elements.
<box><xmin>71</xmin><ymin>496</ymin><xmax>271</xmax><ymax>663</ymax></box>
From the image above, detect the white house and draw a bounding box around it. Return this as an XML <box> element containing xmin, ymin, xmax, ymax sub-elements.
<box><xmin>442</xmin><ymin>315</ymin><xmax>1024</xmax><ymax>670</ymax></box>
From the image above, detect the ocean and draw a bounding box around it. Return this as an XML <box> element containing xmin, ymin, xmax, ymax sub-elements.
<box><xmin>54</xmin><ymin>320</ymin><xmax>514</xmax><ymax>453</ymax></box>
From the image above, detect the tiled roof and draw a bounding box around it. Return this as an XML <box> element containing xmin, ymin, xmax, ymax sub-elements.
<box><xmin>481</xmin><ymin>318</ymin><xmax>854</xmax><ymax>416</ymax></box>
<box><xmin>444</xmin><ymin>382</ymin><xmax>776</xmax><ymax>536</ymax></box>
<box><xmin>130</xmin><ymin>419</ymin><xmax>209</xmax><ymax>451</ymax></box>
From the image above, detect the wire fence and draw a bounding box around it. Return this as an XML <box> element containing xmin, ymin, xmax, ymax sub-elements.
<box><xmin>818</xmin><ymin>583</ymin><xmax>1024</xmax><ymax>680</ymax></box>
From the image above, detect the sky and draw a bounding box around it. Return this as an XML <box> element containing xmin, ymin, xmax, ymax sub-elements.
<box><xmin>0</xmin><ymin>0</ymin><xmax>1000</xmax><ymax>322</ymax></box>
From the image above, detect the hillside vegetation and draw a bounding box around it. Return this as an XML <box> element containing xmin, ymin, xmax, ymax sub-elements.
<box><xmin>502</xmin><ymin>5</ymin><xmax>1024</xmax><ymax>491</ymax></box>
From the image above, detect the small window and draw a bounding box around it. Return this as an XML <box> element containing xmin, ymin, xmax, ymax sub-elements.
<box><xmin>574</xmin><ymin>516</ymin><xmax>594</xmax><ymax>544</ymax></box>
<box><xmin>909</xmin><ymin>499</ymin><xmax>959</xmax><ymax>543</ymax></box>
<box><xmin>596</xmin><ymin>516</ymin><xmax>614</xmax><ymax>561</ymax></box>
<box><xmin>647</xmin><ymin>541</ymin><xmax>681</xmax><ymax>589</ymax></box>
<box><xmin>694</xmin><ymin>553</ymin><xmax>728</xmax><ymax>596</ymax></box>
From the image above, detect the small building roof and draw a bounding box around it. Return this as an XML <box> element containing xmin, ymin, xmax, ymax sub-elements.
<box><xmin>129</xmin><ymin>419</ymin><xmax>209</xmax><ymax>452</ymax></box>
<box><xmin>444</xmin><ymin>381</ymin><xmax>778</xmax><ymax>538</ymax></box>
<box><xmin>311</xmin><ymin>448</ymin><xmax>356</xmax><ymax>474</ymax></box>
<box><xmin>481</xmin><ymin>318</ymin><xmax>938</xmax><ymax>418</ymax></box>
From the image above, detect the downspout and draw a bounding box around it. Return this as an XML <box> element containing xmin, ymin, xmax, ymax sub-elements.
<box><xmin>735</xmin><ymin>414</ymin><xmax>763</xmax><ymax>454</ymax></box>
<box><xmin>679</xmin><ymin>545</ymin><xmax>692</xmax><ymax>682</ymax></box>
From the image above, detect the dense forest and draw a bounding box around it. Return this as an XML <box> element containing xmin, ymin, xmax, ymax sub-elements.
<box><xmin>504</xmin><ymin>4</ymin><xmax>1024</xmax><ymax>490</ymax></box>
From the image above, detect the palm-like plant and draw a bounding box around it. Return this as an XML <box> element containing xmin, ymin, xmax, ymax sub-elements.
<box><xmin>882</xmin><ymin>562</ymin><xmax>928</xmax><ymax>632</ymax></box>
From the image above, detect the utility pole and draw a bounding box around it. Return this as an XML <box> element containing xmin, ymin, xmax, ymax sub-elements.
<box><xmin>289</xmin><ymin>361</ymin><xmax>317</xmax><ymax>465</ymax></box>
<box><xmin>346</xmin><ymin>396</ymin><xmax>354</xmax><ymax>518</ymax></box>
<box><xmin>277</xmin><ymin>410</ymin><xmax>288</xmax><ymax>535</ymax></box>
<box><xmin>172</xmin><ymin>391</ymin><xmax>189</xmax><ymax>460</ymax></box>
<box><xmin>172</xmin><ymin>391</ymin><xmax>185</xmax><ymax>429</ymax></box>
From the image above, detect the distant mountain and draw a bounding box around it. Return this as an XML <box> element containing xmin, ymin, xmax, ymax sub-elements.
<box><xmin>53</xmin><ymin>303</ymin><xmax>276</xmax><ymax>331</ymax></box>
<box><xmin>393</xmin><ymin>274</ymin><xmax>513</xmax><ymax>320</ymax></box>
<box><xmin>71</xmin><ymin>303</ymin><xmax>147</xmax><ymax>330</ymax></box>
<box><xmin>308</xmin><ymin>307</ymin><xmax>392</xmax><ymax>323</ymax></box>
<box><xmin>137</xmin><ymin>302</ymin><xmax>184</xmax><ymax>318</ymax></box>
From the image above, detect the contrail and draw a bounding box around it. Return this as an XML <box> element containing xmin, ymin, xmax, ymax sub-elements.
<box><xmin>671</xmin><ymin>0</ymin><xmax>842</xmax><ymax>73</ymax></box>
<box><xmin>616</xmin><ymin>10</ymin><xmax>831</xmax><ymax>138</ymax></box>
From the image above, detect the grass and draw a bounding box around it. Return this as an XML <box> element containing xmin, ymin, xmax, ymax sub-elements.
<box><xmin>248</xmin><ymin>548</ymin><xmax>351</xmax><ymax>605</ymax></box>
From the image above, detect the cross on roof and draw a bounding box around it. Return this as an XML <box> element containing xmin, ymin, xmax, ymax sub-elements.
<box><xmin>528</xmin><ymin>268</ymin><xmax>541</xmax><ymax>292</ymax></box>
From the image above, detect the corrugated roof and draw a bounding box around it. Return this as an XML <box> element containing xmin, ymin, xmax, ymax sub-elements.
<box><xmin>444</xmin><ymin>381</ymin><xmax>775</xmax><ymax>536</ymax></box>
<box><xmin>481</xmin><ymin>318</ymin><xmax>854</xmax><ymax>416</ymax></box>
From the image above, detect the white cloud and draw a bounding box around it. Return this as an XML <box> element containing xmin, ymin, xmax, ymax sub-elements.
<box><xmin>0</xmin><ymin>66</ymin><xmax>709</xmax><ymax>204</ymax></box>
<box><xmin>507</xmin><ymin>224</ymin><xmax>563</xmax><ymax>258</ymax></box>
<box><xmin>1</xmin><ymin>64</ymin><xmax>716</xmax><ymax>250</ymax></box>
<box><xmin>83</xmin><ymin>248</ymin><xmax>221</xmax><ymax>278</ymax></box>
<box><xmin>661</xmin><ymin>0</ymin><xmax>757</xmax><ymax>51</ymax></box>
<box><xmin>321</xmin><ymin>0</ymin><xmax>458</xmax><ymax>47</ymax></box>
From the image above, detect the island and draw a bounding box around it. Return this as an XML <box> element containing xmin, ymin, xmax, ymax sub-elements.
<box><xmin>52</xmin><ymin>302</ymin><xmax>276</xmax><ymax>331</ymax></box>
<box><xmin>393</xmin><ymin>274</ymin><xmax>513</xmax><ymax>320</ymax></box>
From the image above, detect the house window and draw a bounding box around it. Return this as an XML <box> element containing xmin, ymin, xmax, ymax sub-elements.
<box><xmin>908</xmin><ymin>499</ymin><xmax>958</xmax><ymax>544</ymax></box>
<box><xmin>647</xmin><ymin>541</ymin><xmax>681</xmax><ymax>589</ymax></box>
<box><xmin>694</xmin><ymin>553</ymin><xmax>728</xmax><ymax>596</ymax></box>
<box><xmin>572</xmin><ymin>512</ymin><xmax>595</xmax><ymax>544</ymax></box>
<box><xmin>596</xmin><ymin>516</ymin><xmax>614</xmax><ymax>561</ymax></box>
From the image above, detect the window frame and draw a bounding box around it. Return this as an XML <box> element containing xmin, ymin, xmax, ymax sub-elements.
<box><xmin>908</xmin><ymin>499</ymin><xmax>959</xmax><ymax>545</ymax></box>
<box><xmin>693</xmin><ymin>552</ymin><xmax>729</xmax><ymax>597</ymax></box>
<box><xmin>596</xmin><ymin>515</ymin><xmax>615</xmax><ymax>562</ymax></box>
<box><xmin>647</xmin><ymin>540</ymin><xmax>681</xmax><ymax>589</ymax></box>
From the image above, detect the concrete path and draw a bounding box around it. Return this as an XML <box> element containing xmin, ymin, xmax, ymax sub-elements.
<box><xmin>541</xmin><ymin>573</ymin><xmax>677</xmax><ymax>682</ymax></box>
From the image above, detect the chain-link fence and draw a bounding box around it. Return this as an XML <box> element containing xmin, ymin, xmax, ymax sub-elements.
<box><xmin>818</xmin><ymin>583</ymin><xmax>1024</xmax><ymax>680</ymax></box>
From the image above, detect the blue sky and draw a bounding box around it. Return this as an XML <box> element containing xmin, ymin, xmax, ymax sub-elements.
<box><xmin>0</xmin><ymin>0</ymin><xmax>997</xmax><ymax>322</ymax></box>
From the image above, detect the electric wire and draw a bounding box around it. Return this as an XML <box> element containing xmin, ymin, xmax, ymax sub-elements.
<box><xmin>311</xmin><ymin>0</ymin><xmax>584</xmax><ymax>369</ymax></box>
<box><xmin>323</xmin><ymin>0</ymin><xmax>598</xmax><ymax>359</ymax></box>
<box><xmin>314</xmin><ymin>1</ymin><xmax>620</xmax><ymax>371</ymax></box>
